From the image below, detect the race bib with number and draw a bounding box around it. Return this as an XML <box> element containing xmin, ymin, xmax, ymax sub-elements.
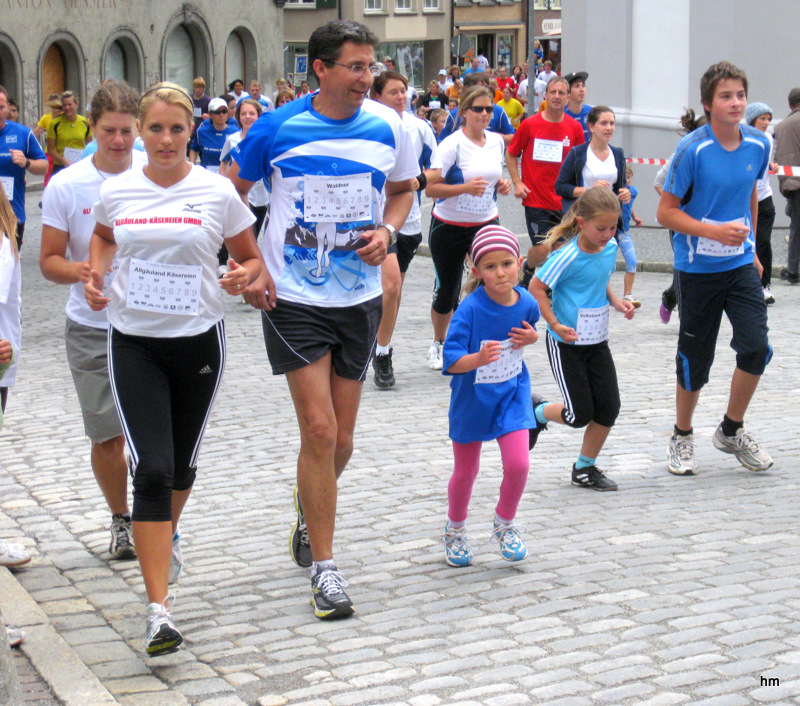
<box><xmin>64</xmin><ymin>147</ymin><xmax>83</xmax><ymax>164</ymax></box>
<box><xmin>126</xmin><ymin>258</ymin><xmax>202</xmax><ymax>316</ymax></box>
<box><xmin>0</xmin><ymin>176</ymin><xmax>13</xmax><ymax>201</ymax></box>
<box><xmin>303</xmin><ymin>172</ymin><xmax>372</xmax><ymax>223</ymax></box>
<box><xmin>193</xmin><ymin>107</ymin><xmax>202</xmax><ymax>118</ymax></box>
<box><xmin>475</xmin><ymin>339</ymin><xmax>523</xmax><ymax>384</ymax></box>
<box><xmin>456</xmin><ymin>189</ymin><xmax>495</xmax><ymax>215</ymax></box>
<box><xmin>697</xmin><ymin>217</ymin><xmax>746</xmax><ymax>257</ymax></box>
<box><xmin>576</xmin><ymin>305</ymin><xmax>609</xmax><ymax>345</ymax></box>
<box><xmin>532</xmin><ymin>138</ymin><xmax>564</xmax><ymax>163</ymax></box>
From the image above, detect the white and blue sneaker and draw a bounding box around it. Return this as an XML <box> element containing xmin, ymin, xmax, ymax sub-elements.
<box><xmin>169</xmin><ymin>531</ymin><xmax>182</xmax><ymax>584</ymax></box>
<box><xmin>492</xmin><ymin>520</ymin><xmax>528</xmax><ymax>562</ymax></box>
<box><xmin>442</xmin><ymin>523</ymin><xmax>473</xmax><ymax>567</ymax></box>
<box><xmin>145</xmin><ymin>595</ymin><xmax>182</xmax><ymax>657</ymax></box>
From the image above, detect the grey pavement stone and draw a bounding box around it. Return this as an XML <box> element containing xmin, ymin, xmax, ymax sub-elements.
<box><xmin>3</xmin><ymin>188</ymin><xmax>800</xmax><ymax>702</ymax></box>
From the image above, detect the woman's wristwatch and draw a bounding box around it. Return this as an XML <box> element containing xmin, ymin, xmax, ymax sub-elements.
<box><xmin>378</xmin><ymin>222</ymin><xmax>397</xmax><ymax>246</ymax></box>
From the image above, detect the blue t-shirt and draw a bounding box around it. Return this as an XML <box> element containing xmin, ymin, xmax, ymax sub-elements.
<box><xmin>233</xmin><ymin>94</ymin><xmax>418</xmax><ymax>307</ymax></box>
<box><xmin>664</xmin><ymin>123</ymin><xmax>769</xmax><ymax>274</ymax></box>
<box><xmin>621</xmin><ymin>184</ymin><xmax>638</xmax><ymax>232</ymax></box>
<box><xmin>564</xmin><ymin>104</ymin><xmax>592</xmax><ymax>143</ymax></box>
<box><xmin>536</xmin><ymin>238</ymin><xmax>618</xmax><ymax>344</ymax></box>
<box><xmin>0</xmin><ymin>121</ymin><xmax>46</xmax><ymax>222</ymax></box>
<box><xmin>439</xmin><ymin>105</ymin><xmax>514</xmax><ymax>143</ymax></box>
<box><xmin>442</xmin><ymin>286</ymin><xmax>540</xmax><ymax>443</ymax></box>
<box><xmin>191</xmin><ymin>120</ymin><xmax>239</xmax><ymax>170</ymax></box>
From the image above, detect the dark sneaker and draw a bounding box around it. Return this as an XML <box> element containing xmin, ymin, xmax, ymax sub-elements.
<box><xmin>571</xmin><ymin>464</ymin><xmax>618</xmax><ymax>491</ymax></box>
<box><xmin>310</xmin><ymin>566</ymin><xmax>354</xmax><ymax>620</ymax></box>
<box><xmin>290</xmin><ymin>485</ymin><xmax>312</xmax><ymax>568</ymax></box>
<box><xmin>372</xmin><ymin>350</ymin><xmax>395</xmax><ymax>389</ymax></box>
<box><xmin>109</xmin><ymin>514</ymin><xmax>136</xmax><ymax>560</ymax></box>
<box><xmin>529</xmin><ymin>394</ymin><xmax>548</xmax><ymax>450</ymax></box>
<box><xmin>780</xmin><ymin>267</ymin><xmax>799</xmax><ymax>285</ymax></box>
<box><xmin>520</xmin><ymin>261</ymin><xmax>535</xmax><ymax>290</ymax></box>
<box><xmin>145</xmin><ymin>596</ymin><xmax>182</xmax><ymax>657</ymax></box>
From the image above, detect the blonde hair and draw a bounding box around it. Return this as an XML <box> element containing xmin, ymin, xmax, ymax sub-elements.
<box><xmin>0</xmin><ymin>181</ymin><xmax>19</xmax><ymax>259</ymax></box>
<box><xmin>138</xmin><ymin>82</ymin><xmax>193</xmax><ymax>126</ymax></box>
<box><xmin>544</xmin><ymin>187</ymin><xmax>620</xmax><ymax>247</ymax></box>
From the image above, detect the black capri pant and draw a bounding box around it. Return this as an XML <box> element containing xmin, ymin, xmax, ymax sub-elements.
<box><xmin>429</xmin><ymin>214</ymin><xmax>498</xmax><ymax>314</ymax></box>
<box><xmin>108</xmin><ymin>321</ymin><xmax>226</xmax><ymax>522</ymax></box>
<box><xmin>546</xmin><ymin>332</ymin><xmax>621</xmax><ymax>429</ymax></box>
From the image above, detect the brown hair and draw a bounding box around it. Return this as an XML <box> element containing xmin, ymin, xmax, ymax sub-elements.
<box><xmin>372</xmin><ymin>70</ymin><xmax>408</xmax><ymax>97</ymax></box>
<box><xmin>89</xmin><ymin>80</ymin><xmax>140</xmax><ymax>124</ymax></box>
<box><xmin>544</xmin><ymin>187</ymin><xmax>620</xmax><ymax>247</ymax></box>
<box><xmin>458</xmin><ymin>85</ymin><xmax>493</xmax><ymax>122</ymax></box>
<box><xmin>587</xmin><ymin>105</ymin><xmax>614</xmax><ymax>126</ymax></box>
<box><xmin>234</xmin><ymin>98</ymin><xmax>262</xmax><ymax>127</ymax></box>
<box><xmin>699</xmin><ymin>61</ymin><xmax>748</xmax><ymax>118</ymax></box>
<box><xmin>275</xmin><ymin>90</ymin><xmax>295</xmax><ymax>107</ymax></box>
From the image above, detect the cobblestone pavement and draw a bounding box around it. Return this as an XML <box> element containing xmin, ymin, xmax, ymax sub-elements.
<box><xmin>1</xmin><ymin>191</ymin><xmax>799</xmax><ymax>705</ymax></box>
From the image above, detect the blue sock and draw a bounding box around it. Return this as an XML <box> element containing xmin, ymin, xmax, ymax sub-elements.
<box><xmin>576</xmin><ymin>454</ymin><xmax>596</xmax><ymax>470</ymax></box>
<box><xmin>534</xmin><ymin>403</ymin><xmax>548</xmax><ymax>425</ymax></box>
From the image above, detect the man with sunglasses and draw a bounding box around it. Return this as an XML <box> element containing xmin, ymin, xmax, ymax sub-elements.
<box><xmin>229</xmin><ymin>20</ymin><xmax>417</xmax><ymax>621</ymax></box>
<box><xmin>507</xmin><ymin>76</ymin><xmax>585</xmax><ymax>286</ymax></box>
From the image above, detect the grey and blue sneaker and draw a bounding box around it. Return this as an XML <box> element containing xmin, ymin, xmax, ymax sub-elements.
<box><xmin>712</xmin><ymin>423</ymin><xmax>773</xmax><ymax>471</ymax></box>
<box><xmin>145</xmin><ymin>596</ymin><xmax>182</xmax><ymax>657</ymax></box>
<box><xmin>442</xmin><ymin>523</ymin><xmax>473</xmax><ymax>567</ymax></box>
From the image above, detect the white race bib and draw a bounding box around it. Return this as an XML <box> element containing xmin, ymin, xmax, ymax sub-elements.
<box><xmin>206</xmin><ymin>165</ymin><xmax>220</xmax><ymax>175</ymax></box>
<box><xmin>0</xmin><ymin>176</ymin><xmax>13</xmax><ymax>201</ymax></box>
<box><xmin>0</xmin><ymin>235</ymin><xmax>15</xmax><ymax>305</ymax></box>
<box><xmin>697</xmin><ymin>217</ymin><xmax>746</xmax><ymax>257</ymax></box>
<box><xmin>126</xmin><ymin>258</ymin><xmax>202</xmax><ymax>316</ymax></box>
<box><xmin>532</xmin><ymin>138</ymin><xmax>563</xmax><ymax>163</ymax></box>
<box><xmin>304</xmin><ymin>172</ymin><xmax>372</xmax><ymax>223</ymax></box>
<box><xmin>193</xmin><ymin>106</ymin><xmax>202</xmax><ymax>118</ymax></box>
<box><xmin>475</xmin><ymin>338</ymin><xmax>523</xmax><ymax>384</ymax></box>
<box><xmin>456</xmin><ymin>189</ymin><xmax>495</xmax><ymax>215</ymax></box>
<box><xmin>576</xmin><ymin>305</ymin><xmax>609</xmax><ymax>345</ymax></box>
<box><xmin>64</xmin><ymin>147</ymin><xmax>83</xmax><ymax>164</ymax></box>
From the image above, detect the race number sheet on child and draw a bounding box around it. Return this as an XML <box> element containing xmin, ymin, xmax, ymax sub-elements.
<box><xmin>126</xmin><ymin>258</ymin><xmax>202</xmax><ymax>316</ymax></box>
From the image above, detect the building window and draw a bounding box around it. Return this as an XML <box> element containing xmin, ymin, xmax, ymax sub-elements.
<box><xmin>285</xmin><ymin>0</ymin><xmax>315</xmax><ymax>5</ymax></box>
<box><xmin>365</xmin><ymin>0</ymin><xmax>384</xmax><ymax>11</ymax></box>
<box><xmin>395</xmin><ymin>0</ymin><xmax>413</xmax><ymax>11</ymax></box>
<box><xmin>423</xmin><ymin>0</ymin><xmax>439</xmax><ymax>8</ymax></box>
<box><xmin>534</xmin><ymin>0</ymin><xmax>561</xmax><ymax>7</ymax></box>
<box><xmin>103</xmin><ymin>36</ymin><xmax>142</xmax><ymax>90</ymax></box>
<box><xmin>379</xmin><ymin>42</ymin><xmax>423</xmax><ymax>89</ymax></box>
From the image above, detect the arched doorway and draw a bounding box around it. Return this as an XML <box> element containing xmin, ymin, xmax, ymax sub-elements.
<box><xmin>103</xmin><ymin>34</ymin><xmax>143</xmax><ymax>90</ymax></box>
<box><xmin>226</xmin><ymin>27</ymin><xmax>257</xmax><ymax>89</ymax></box>
<box><xmin>40</xmin><ymin>36</ymin><xmax>84</xmax><ymax>107</ymax></box>
<box><xmin>164</xmin><ymin>23</ymin><xmax>209</xmax><ymax>94</ymax></box>
<box><xmin>0</xmin><ymin>36</ymin><xmax>21</xmax><ymax>117</ymax></box>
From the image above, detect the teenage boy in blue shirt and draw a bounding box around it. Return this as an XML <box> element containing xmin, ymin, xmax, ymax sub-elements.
<box><xmin>658</xmin><ymin>61</ymin><xmax>773</xmax><ymax>477</ymax></box>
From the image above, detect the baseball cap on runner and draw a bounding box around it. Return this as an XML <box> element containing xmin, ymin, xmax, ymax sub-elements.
<box><xmin>563</xmin><ymin>71</ymin><xmax>589</xmax><ymax>86</ymax></box>
<box><xmin>208</xmin><ymin>97</ymin><xmax>228</xmax><ymax>112</ymax></box>
<box><xmin>470</xmin><ymin>225</ymin><xmax>520</xmax><ymax>266</ymax></box>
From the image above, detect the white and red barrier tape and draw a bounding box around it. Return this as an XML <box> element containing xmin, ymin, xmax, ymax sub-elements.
<box><xmin>626</xmin><ymin>157</ymin><xmax>799</xmax><ymax>176</ymax></box>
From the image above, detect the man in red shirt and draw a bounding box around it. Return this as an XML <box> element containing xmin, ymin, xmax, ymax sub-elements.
<box><xmin>507</xmin><ymin>76</ymin><xmax>585</xmax><ymax>286</ymax></box>
<box><xmin>495</xmin><ymin>64</ymin><xmax>517</xmax><ymax>93</ymax></box>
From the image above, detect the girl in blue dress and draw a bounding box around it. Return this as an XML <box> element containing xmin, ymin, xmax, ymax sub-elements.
<box><xmin>441</xmin><ymin>225</ymin><xmax>541</xmax><ymax>567</ymax></box>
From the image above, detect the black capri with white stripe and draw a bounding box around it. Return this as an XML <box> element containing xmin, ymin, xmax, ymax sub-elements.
<box><xmin>545</xmin><ymin>332</ymin><xmax>620</xmax><ymax>429</ymax></box>
<box><xmin>108</xmin><ymin>321</ymin><xmax>226</xmax><ymax>522</ymax></box>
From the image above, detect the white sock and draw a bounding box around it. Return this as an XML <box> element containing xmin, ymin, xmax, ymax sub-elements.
<box><xmin>494</xmin><ymin>514</ymin><xmax>512</xmax><ymax>527</ymax></box>
<box><xmin>446</xmin><ymin>519</ymin><xmax>465</xmax><ymax>531</ymax></box>
<box><xmin>376</xmin><ymin>344</ymin><xmax>391</xmax><ymax>356</ymax></box>
<box><xmin>311</xmin><ymin>559</ymin><xmax>336</xmax><ymax>576</ymax></box>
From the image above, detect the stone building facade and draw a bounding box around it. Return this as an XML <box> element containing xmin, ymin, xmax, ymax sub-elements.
<box><xmin>0</xmin><ymin>0</ymin><xmax>284</xmax><ymax>127</ymax></box>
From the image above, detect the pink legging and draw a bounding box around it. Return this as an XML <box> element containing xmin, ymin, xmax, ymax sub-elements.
<box><xmin>448</xmin><ymin>429</ymin><xmax>530</xmax><ymax>524</ymax></box>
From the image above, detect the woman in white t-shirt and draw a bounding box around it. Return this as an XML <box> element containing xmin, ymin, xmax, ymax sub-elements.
<box><xmin>424</xmin><ymin>85</ymin><xmax>512</xmax><ymax>369</ymax></box>
<box><xmin>84</xmin><ymin>82</ymin><xmax>262</xmax><ymax>658</ymax></box>
<box><xmin>40</xmin><ymin>81</ymin><xmax>146</xmax><ymax>564</ymax></box>
<box><xmin>220</xmin><ymin>98</ymin><xmax>268</xmax><ymax>242</ymax></box>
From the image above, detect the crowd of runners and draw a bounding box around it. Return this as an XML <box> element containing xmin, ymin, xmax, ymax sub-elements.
<box><xmin>0</xmin><ymin>19</ymin><xmax>795</xmax><ymax>659</ymax></box>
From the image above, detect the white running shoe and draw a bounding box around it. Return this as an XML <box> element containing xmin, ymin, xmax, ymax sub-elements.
<box><xmin>667</xmin><ymin>433</ymin><xmax>697</xmax><ymax>475</ymax></box>
<box><xmin>428</xmin><ymin>341</ymin><xmax>443</xmax><ymax>370</ymax></box>
<box><xmin>763</xmin><ymin>286</ymin><xmax>775</xmax><ymax>305</ymax></box>
<box><xmin>109</xmin><ymin>514</ymin><xmax>136</xmax><ymax>560</ymax></box>
<box><xmin>145</xmin><ymin>595</ymin><xmax>182</xmax><ymax>656</ymax></box>
<box><xmin>0</xmin><ymin>538</ymin><xmax>31</xmax><ymax>567</ymax></box>
<box><xmin>712</xmin><ymin>424</ymin><xmax>773</xmax><ymax>471</ymax></box>
<box><xmin>623</xmin><ymin>293</ymin><xmax>642</xmax><ymax>309</ymax></box>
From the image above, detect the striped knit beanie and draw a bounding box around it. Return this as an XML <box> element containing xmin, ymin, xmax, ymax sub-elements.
<box><xmin>470</xmin><ymin>224</ymin><xmax>520</xmax><ymax>266</ymax></box>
